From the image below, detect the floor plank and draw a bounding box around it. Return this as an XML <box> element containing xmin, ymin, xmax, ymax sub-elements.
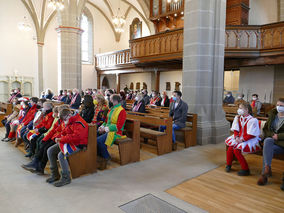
<box><xmin>166</xmin><ymin>154</ymin><xmax>284</xmax><ymax>213</ymax></box>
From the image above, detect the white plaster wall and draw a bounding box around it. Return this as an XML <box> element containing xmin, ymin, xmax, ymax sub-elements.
<box><xmin>120</xmin><ymin>73</ymin><xmax>152</xmax><ymax>91</ymax></box>
<box><xmin>82</xmin><ymin>64</ymin><xmax>97</xmax><ymax>90</ymax></box>
<box><xmin>43</xmin><ymin>17</ymin><xmax>58</xmax><ymax>95</ymax></box>
<box><xmin>249</xmin><ymin>0</ymin><xmax>278</xmax><ymax>25</ymax></box>
<box><xmin>239</xmin><ymin>66</ymin><xmax>275</xmax><ymax>103</ymax></box>
<box><xmin>0</xmin><ymin>0</ymin><xmax>38</xmax><ymax>95</ymax></box>
<box><xmin>159</xmin><ymin>71</ymin><xmax>182</xmax><ymax>95</ymax></box>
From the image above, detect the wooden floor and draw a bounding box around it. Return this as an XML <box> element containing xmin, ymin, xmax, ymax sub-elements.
<box><xmin>166</xmin><ymin>154</ymin><xmax>284</xmax><ymax>213</ymax></box>
<box><xmin>0</xmin><ymin>127</ymin><xmax>185</xmax><ymax>171</ymax></box>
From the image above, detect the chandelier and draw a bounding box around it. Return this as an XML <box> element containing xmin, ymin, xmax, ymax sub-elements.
<box><xmin>18</xmin><ymin>16</ymin><xmax>31</xmax><ymax>32</ymax></box>
<box><xmin>112</xmin><ymin>8</ymin><xmax>126</xmax><ymax>33</ymax></box>
<box><xmin>48</xmin><ymin>0</ymin><xmax>64</xmax><ymax>10</ymax></box>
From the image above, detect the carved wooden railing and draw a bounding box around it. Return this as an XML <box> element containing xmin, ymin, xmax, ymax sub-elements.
<box><xmin>95</xmin><ymin>49</ymin><xmax>131</xmax><ymax>69</ymax></box>
<box><xmin>129</xmin><ymin>28</ymin><xmax>183</xmax><ymax>63</ymax></box>
<box><xmin>95</xmin><ymin>22</ymin><xmax>284</xmax><ymax>69</ymax></box>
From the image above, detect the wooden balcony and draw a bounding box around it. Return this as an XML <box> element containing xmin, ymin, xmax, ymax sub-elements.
<box><xmin>95</xmin><ymin>22</ymin><xmax>284</xmax><ymax>71</ymax></box>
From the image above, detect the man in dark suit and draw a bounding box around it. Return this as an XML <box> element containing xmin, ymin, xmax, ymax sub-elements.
<box><xmin>160</xmin><ymin>90</ymin><xmax>188</xmax><ymax>150</ymax></box>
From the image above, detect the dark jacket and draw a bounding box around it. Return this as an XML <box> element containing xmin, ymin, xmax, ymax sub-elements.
<box><xmin>80</xmin><ymin>106</ymin><xmax>95</xmax><ymax>123</ymax></box>
<box><xmin>263</xmin><ymin>108</ymin><xmax>284</xmax><ymax>148</ymax></box>
<box><xmin>132</xmin><ymin>100</ymin><xmax>146</xmax><ymax>113</ymax></box>
<box><xmin>161</xmin><ymin>96</ymin><xmax>170</xmax><ymax>107</ymax></box>
<box><xmin>169</xmin><ymin>99</ymin><xmax>188</xmax><ymax>128</ymax></box>
<box><xmin>70</xmin><ymin>94</ymin><xmax>81</xmax><ymax>109</ymax></box>
<box><xmin>223</xmin><ymin>95</ymin><xmax>235</xmax><ymax>104</ymax></box>
<box><xmin>143</xmin><ymin>94</ymin><xmax>150</xmax><ymax>105</ymax></box>
<box><xmin>120</xmin><ymin>100</ymin><xmax>126</xmax><ymax>109</ymax></box>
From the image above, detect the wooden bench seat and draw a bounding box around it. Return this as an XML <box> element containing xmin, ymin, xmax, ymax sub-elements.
<box><xmin>127</xmin><ymin>113</ymin><xmax>172</xmax><ymax>155</ymax></box>
<box><xmin>0</xmin><ymin>102</ymin><xmax>12</xmax><ymax>127</ymax></box>
<box><xmin>113</xmin><ymin>119</ymin><xmax>140</xmax><ymax>166</ymax></box>
<box><xmin>68</xmin><ymin>124</ymin><xmax>97</xmax><ymax>179</ymax></box>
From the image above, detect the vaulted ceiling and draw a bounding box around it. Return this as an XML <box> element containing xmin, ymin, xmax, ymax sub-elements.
<box><xmin>20</xmin><ymin>0</ymin><xmax>152</xmax><ymax>43</ymax></box>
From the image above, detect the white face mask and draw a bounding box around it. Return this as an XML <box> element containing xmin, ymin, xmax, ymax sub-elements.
<box><xmin>277</xmin><ymin>106</ymin><xmax>284</xmax><ymax>113</ymax></box>
<box><xmin>135</xmin><ymin>97</ymin><xmax>139</xmax><ymax>101</ymax></box>
<box><xmin>67</xmin><ymin>93</ymin><xmax>70</xmax><ymax>96</ymax></box>
<box><xmin>237</xmin><ymin>96</ymin><xmax>242</xmax><ymax>100</ymax></box>
<box><xmin>227</xmin><ymin>94</ymin><xmax>231</xmax><ymax>97</ymax></box>
<box><xmin>252</xmin><ymin>97</ymin><xmax>257</xmax><ymax>101</ymax></box>
<box><xmin>237</xmin><ymin>109</ymin><xmax>245</xmax><ymax>116</ymax></box>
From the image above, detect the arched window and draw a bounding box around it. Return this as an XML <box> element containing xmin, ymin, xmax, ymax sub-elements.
<box><xmin>81</xmin><ymin>8</ymin><xmax>93</xmax><ymax>64</ymax></box>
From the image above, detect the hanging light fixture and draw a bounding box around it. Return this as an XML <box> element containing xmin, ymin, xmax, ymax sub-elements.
<box><xmin>112</xmin><ymin>3</ymin><xmax>125</xmax><ymax>33</ymax></box>
<box><xmin>18</xmin><ymin>16</ymin><xmax>31</xmax><ymax>32</ymax></box>
<box><xmin>48</xmin><ymin>0</ymin><xmax>64</xmax><ymax>10</ymax></box>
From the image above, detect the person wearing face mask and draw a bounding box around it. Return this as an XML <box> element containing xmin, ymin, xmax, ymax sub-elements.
<box><xmin>16</xmin><ymin>97</ymin><xmax>39</xmax><ymax>141</ymax></box>
<box><xmin>149</xmin><ymin>91</ymin><xmax>161</xmax><ymax>106</ymax></box>
<box><xmin>160</xmin><ymin>91</ymin><xmax>170</xmax><ymax>107</ymax></box>
<box><xmin>1</xmin><ymin>99</ymin><xmax>20</xmax><ymax>142</ymax></box>
<box><xmin>234</xmin><ymin>93</ymin><xmax>247</xmax><ymax>105</ymax></box>
<box><xmin>132</xmin><ymin>93</ymin><xmax>146</xmax><ymax>113</ymax></box>
<box><xmin>225</xmin><ymin>103</ymin><xmax>261</xmax><ymax>176</ymax></box>
<box><xmin>23</xmin><ymin>102</ymin><xmax>55</xmax><ymax>157</ymax></box>
<box><xmin>97</xmin><ymin>95</ymin><xmax>126</xmax><ymax>167</ymax></box>
<box><xmin>80</xmin><ymin>95</ymin><xmax>95</xmax><ymax>123</ymax></box>
<box><xmin>257</xmin><ymin>98</ymin><xmax>284</xmax><ymax>189</ymax></box>
<box><xmin>46</xmin><ymin>108</ymin><xmax>88</xmax><ymax>187</ymax></box>
<box><xmin>105</xmin><ymin>89</ymin><xmax>114</xmax><ymax>108</ymax></box>
<box><xmin>69</xmin><ymin>88</ymin><xmax>81</xmax><ymax>110</ymax></box>
<box><xmin>60</xmin><ymin>90</ymin><xmax>68</xmax><ymax>103</ymax></box>
<box><xmin>92</xmin><ymin>95</ymin><xmax>109</xmax><ymax>127</ymax></box>
<box><xmin>119</xmin><ymin>91</ymin><xmax>127</xmax><ymax>109</ymax></box>
<box><xmin>66</xmin><ymin>89</ymin><xmax>73</xmax><ymax>104</ymax></box>
<box><xmin>142</xmin><ymin>89</ymin><xmax>150</xmax><ymax>105</ymax></box>
<box><xmin>223</xmin><ymin>91</ymin><xmax>235</xmax><ymax>104</ymax></box>
<box><xmin>250</xmin><ymin>94</ymin><xmax>262</xmax><ymax>116</ymax></box>
<box><xmin>160</xmin><ymin>91</ymin><xmax>188</xmax><ymax>151</ymax></box>
<box><xmin>21</xmin><ymin>105</ymin><xmax>69</xmax><ymax>175</ymax></box>
<box><xmin>8</xmin><ymin>88</ymin><xmax>22</xmax><ymax>103</ymax></box>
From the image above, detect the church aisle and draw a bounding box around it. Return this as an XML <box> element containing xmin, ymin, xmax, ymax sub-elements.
<box><xmin>0</xmin><ymin>127</ymin><xmax>226</xmax><ymax>213</ymax></box>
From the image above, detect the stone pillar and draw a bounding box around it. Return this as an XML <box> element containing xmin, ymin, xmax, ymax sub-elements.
<box><xmin>279</xmin><ymin>0</ymin><xmax>284</xmax><ymax>21</ymax></box>
<box><xmin>37</xmin><ymin>42</ymin><xmax>44</xmax><ymax>94</ymax></box>
<box><xmin>182</xmin><ymin>0</ymin><xmax>230</xmax><ymax>145</ymax></box>
<box><xmin>116</xmin><ymin>73</ymin><xmax>120</xmax><ymax>92</ymax></box>
<box><xmin>56</xmin><ymin>0</ymin><xmax>86</xmax><ymax>90</ymax></box>
<box><xmin>155</xmin><ymin>71</ymin><xmax>160</xmax><ymax>93</ymax></box>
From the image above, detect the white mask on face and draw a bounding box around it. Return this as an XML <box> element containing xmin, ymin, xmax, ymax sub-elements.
<box><xmin>277</xmin><ymin>106</ymin><xmax>284</xmax><ymax>113</ymax></box>
<box><xmin>135</xmin><ymin>97</ymin><xmax>139</xmax><ymax>101</ymax></box>
<box><xmin>237</xmin><ymin>96</ymin><xmax>242</xmax><ymax>100</ymax></box>
<box><xmin>237</xmin><ymin>109</ymin><xmax>245</xmax><ymax>116</ymax></box>
<box><xmin>252</xmin><ymin>97</ymin><xmax>257</xmax><ymax>101</ymax></box>
<box><xmin>226</xmin><ymin>94</ymin><xmax>231</xmax><ymax>97</ymax></box>
<box><xmin>67</xmin><ymin>93</ymin><xmax>70</xmax><ymax>96</ymax></box>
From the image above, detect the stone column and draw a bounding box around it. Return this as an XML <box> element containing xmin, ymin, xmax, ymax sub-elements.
<box><xmin>182</xmin><ymin>0</ymin><xmax>230</xmax><ymax>145</ymax></box>
<box><xmin>37</xmin><ymin>42</ymin><xmax>44</xmax><ymax>94</ymax></box>
<box><xmin>116</xmin><ymin>73</ymin><xmax>120</xmax><ymax>92</ymax></box>
<box><xmin>279</xmin><ymin>0</ymin><xmax>284</xmax><ymax>21</ymax></box>
<box><xmin>56</xmin><ymin>0</ymin><xmax>86</xmax><ymax>90</ymax></box>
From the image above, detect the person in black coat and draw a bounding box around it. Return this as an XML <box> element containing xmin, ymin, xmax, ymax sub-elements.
<box><xmin>132</xmin><ymin>93</ymin><xmax>146</xmax><ymax>113</ymax></box>
<box><xmin>160</xmin><ymin>91</ymin><xmax>170</xmax><ymax>107</ymax></box>
<box><xmin>80</xmin><ymin>95</ymin><xmax>95</xmax><ymax>123</ymax></box>
<box><xmin>70</xmin><ymin>88</ymin><xmax>81</xmax><ymax>109</ymax></box>
<box><xmin>223</xmin><ymin>91</ymin><xmax>235</xmax><ymax>104</ymax></box>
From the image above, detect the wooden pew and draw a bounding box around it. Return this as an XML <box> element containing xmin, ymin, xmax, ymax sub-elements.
<box><xmin>127</xmin><ymin>112</ymin><xmax>173</xmax><ymax>155</ymax></box>
<box><xmin>175</xmin><ymin>113</ymin><xmax>198</xmax><ymax>148</ymax></box>
<box><xmin>114</xmin><ymin>119</ymin><xmax>140</xmax><ymax>165</ymax></box>
<box><xmin>0</xmin><ymin>102</ymin><xmax>13</xmax><ymax>127</ymax></box>
<box><xmin>68</xmin><ymin>124</ymin><xmax>97</xmax><ymax>179</ymax></box>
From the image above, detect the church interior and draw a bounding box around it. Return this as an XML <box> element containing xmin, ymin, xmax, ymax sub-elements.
<box><xmin>0</xmin><ymin>0</ymin><xmax>284</xmax><ymax>212</ymax></box>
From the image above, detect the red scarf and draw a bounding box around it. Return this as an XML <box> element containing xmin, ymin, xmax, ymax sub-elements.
<box><xmin>251</xmin><ymin>100</ymin><xmax>256</xmax><ymax>108</ymax></box>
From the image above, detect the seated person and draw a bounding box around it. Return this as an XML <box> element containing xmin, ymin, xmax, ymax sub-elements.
<box><xmin>235</xmin><ymin>93</ymin><xmax>247</xmax><ymax>105</ymax></box>
<box><xmin>132</xmin><ymin>93</ymin><xmax>146</xmax><ymax>113</ymax></box>
<box><xmin>223</xmin><ymin>91</ymin><xmax>235</xmax><ymax>104</ymax></box>
<box><xmin>160</xmin><ymin>91</ymin><xmax>188</xmax><ymax>150</ymax></box>
<box><xmin>119</xmin><ymin>91</ymin><xmax>127</xmax><ymax>109</ymax></box>
<box><xmin>149</xmin><ymin>91</ymin><xmax>161</xmax><ymax>106</ymax></box>
<box><xmin>97</xmin><ymin>95</ymin><xmax>126</xmax><ymax>163</ymax></box>
<box><xmin>23</xmin><ymin>102</ymin><xmax>54</xmax><ymax>157</ymax></box>
<box><xmin>1</xmin><ymin>98</ymin><xmax>20</xmax><ymax>142</ymax></box>
<box><xmin>70</xmin><ymin>88</ymin><xmax>81</xmax><ymax>109</ymax></box>
<box><xmin>43</xmin><ymin>88</ymin><xmax>53</xmax><ymax>100</ymax></box>
<box><xmin>21</xmin><ymin>105</ymin><xmax>69</xmax><ymax>175</ymax></box>
<box><xmin>225</xmin><ymin>103</ymin><xmax>261</xmax><ymax>176</ymax></box>
<box><xmin>8</xmin><ymin>88</ymin><xmax>22</xmax><ymax>103</ymax></box>
<box><xmin>250</xmin><ymin>94</ymin><xmax>262</xmax><ymax>116</ymax></box>
<box><xmin>6</xmin><ymin>101</ymin><xmax>29</xmax><ymax>142</ymax></box>
<box><xmin>80</xmin><ymin>95</ymin><xmax>95</xmax><ymax>123</ymax></box>
<box><xmin>46</xmin><ymin>108</ymin><xmax>88</xmax><ymax>187</ymax></box>
<box><xmin>142</xmin><ymin>89</ymin><xmax>150</xmax><ymax>105</ymax></box>
<box><xmin>105</xmin><ymin>89</ymin><xmax>114</xmax><ymax>108</ymax></box>
<box><xmin>60</xmin><ymin>90</ymin><xmax>68</xmax><ymax>103</ymax></box>
<box><xmin>257</xmin><ymin>98</ymin><xmax>284</xmax><ymax>190</ymax></box>
<box><xmin>160</xmin><ymin>91</ymin><xmax>170</xmax><ymax>107</ymax></box>
<box><xmin>16</xmin><ymin>97</ymin><xmax>39</xmax><ymax>140</ymax></box>
<box><xmin>92</xmin><ymin>94</ymin><xmax>109</xmax><ymax>127</ymax></box>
